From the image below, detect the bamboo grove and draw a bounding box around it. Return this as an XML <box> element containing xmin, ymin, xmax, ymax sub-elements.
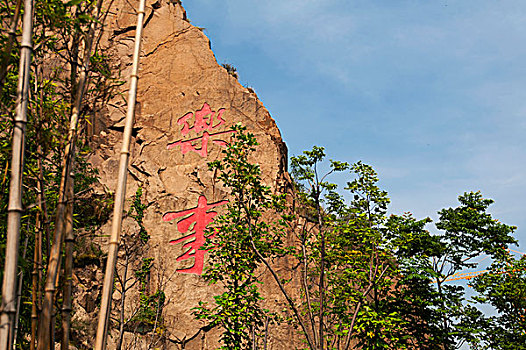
<box><xmin>0</xmin><ymin>0</ymin><xmax>144</xmax><ymax>347</ymax></box>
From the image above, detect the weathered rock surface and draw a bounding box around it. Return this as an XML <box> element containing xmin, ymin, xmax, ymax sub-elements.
<box><xmin>77</xmin><ymin>1</ymin><xmax>297</xmax><ymax>348</ymax></box>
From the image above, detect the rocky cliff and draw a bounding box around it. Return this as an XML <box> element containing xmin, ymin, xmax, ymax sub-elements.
<box><xmin>75</xmin><ymin>1</ymin><xmax>296</xmax><ymax>348</ymax></box>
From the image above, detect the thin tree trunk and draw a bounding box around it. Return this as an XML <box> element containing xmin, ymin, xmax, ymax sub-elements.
<box><xmin>30</xmin><ymin>146</ymin><xmax>45</xmax><ymax>350</ymax></box>
<box><xmin>0</xmin><ymin>0</ymin><xmax>34</xmax><ymax>346</ymax></box>
<box><xmin>248</xmin><ymin>235</ymin><xmax>316</xmax><ymax>349</ymax></box>
<box><xmin>30</xmin><ymin>218</ymin><xmax>41</xmax><ymax>350</ymax></box>
<box><xmin>36</xmin><ymin>71</ymin><xmax>51</xmax><ymax>258</ymax></box>
<box><xmin>37</xmin><ymin>0</ymin><xmax>103</xmax><ymax>346</ymax></box>
<box><xmin>343</xmin><ymin>263</ymin><xmax>389</xmax><ymax>350</ymax></box>
<box><xmin>263</xmin><ymin>316</ymin><xmax>269</xmax><ymax>350</ymax></box>
<box><xmin>30</xmin><ymin>168</ymin><xmax>43</xmax><ymax>350</ymax></box>
<box><xmin>69</xmin><ymin>9</ymin><xmax>80</xmax><ymax>103</ymax></box>
<box><xmin>0</xmin><ymin>0</ymin><xmax>22</xmax><ymax>91</ymax></box>
<box><xmin>343</xmin><ymin>301</ymin><xmax>362</xmax><ymax>350</ymax></box>
<box><xmin>94</xmin><ymin>0</ymin><xmax>146</xmax><ymax>346</ymax></box>
<box><xmin>301</xmin><ymin>228</ymin><xmax>318</xmax><ymax>346</ymax></box>
<box><xmin>315</xmin><ymin>188</ymin><xmax>325</xmax><ymax>350</ymax></box>
<box><xmin>13</xmin><ymin>235</ymin><xmax>29</xmax><ymax>348</ymax></box>
<box><xmin>60</xmin><ymin>160</ymin><xmax>75</xmax><ymax>350</ymax></box>
<box><xmin>437</xmin><ymin>280</ymin><xmax>450</xmax><ymax>350</ymax></box>
<box><xmin>251</xmin><ymin>325</ymin><xmax>256</xmax><ymax>350</ymax></box>
<box><xmin>59</xmin><ymin>20</ymin><xmax>83</xmax><ymax>348</ymax></box>
<box><xmin>37</xmin><ymin>121</ymin><xmax>73</xmax><ymax>349</ymax></box>
<box><xmin>115</xmin><ymin>253</ymin><xmax>129</xmax><ymax>350</ymax></box>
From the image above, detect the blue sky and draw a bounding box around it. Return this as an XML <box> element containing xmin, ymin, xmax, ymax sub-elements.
<box><xmin>183</xmin><ymin>0</ymin><xmax>526</xmax><ymax>250</ymax></box>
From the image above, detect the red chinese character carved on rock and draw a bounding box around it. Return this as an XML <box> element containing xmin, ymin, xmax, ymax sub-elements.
<box><xmin>167</xmin><ymin>103</ymin><xmax>234</xmax><ymax>157</ymax></box>
<box><xmin>163</xmin><ymin>195</ymin><xmax>228</xmax><ymax>274</ymax></box>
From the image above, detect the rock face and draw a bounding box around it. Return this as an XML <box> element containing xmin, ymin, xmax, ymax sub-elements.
<box><xmin>82</xmin><ymin>1</ymin><xmax>295</xmax><ymax>348</ymax></box>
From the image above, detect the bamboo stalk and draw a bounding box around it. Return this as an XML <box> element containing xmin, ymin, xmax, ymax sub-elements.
<box><xmin>95</xmin><ymin>0</ymin><xmax>146</xmax><ymax>347</ymax></box>
<box><xmin>30</xmin><ymin>157</ymin><xmax>43</xmax><ymax>350</ymax></box>
<box><xmin>36</xmin><ymin>71</ymin><xmax>51</xmax><ymax>259</ymax></box>
<box><xmin>37</xmin><ymin>0</ymin><xmax>104</xmax><ymax>348</ymax></box>
<box><xmin>69</xmin><ymin>8</ymin><xmax>80</xmax><ymax>103</ymax></box>
<box><xmin>13</xmin><ymin>235</ymin><xmax>29</xmax><ymax>348</ymax></box>
<box><xmin>60</xmin><ymin>158</ymin><xmax>75</xmax><ymax>350</ymax></box>
<box><xmin>0</xmin><ymin>0</ymin><xmax>34</xmax><ymax>346</ymax></box>
<box><xmin>30</xmin><ymin>219</ymin><xmax>41</xmax><ymax>350</ymax></box>
<box><xmin>31</xmin><ymin>84</ymin><xmax>46</xmax><ymax>350</ymax></box>
<box><xmin>0</xmin><ymin>0</ymin><xmax>22</xmax><ymax>90</ymax></box>
<box><xmin>36</xmin><ymin>81</ymin><xmax>72</xmax><ymax>350</ymax></box>
<box><xmin>59</xmin><ymin>12</ymin><xmax>84</xmax><ymax>347</ymax></box>
<box><xmin>50</xmin><ymin>252</ymin><xmax>64</xmax><ymax>350</ymax></box>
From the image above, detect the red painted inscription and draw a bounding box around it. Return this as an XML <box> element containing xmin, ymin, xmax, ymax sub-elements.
<box><xmin>163</xmin><ymin>195</ymin><xmax>228</xmax><ymax>274</ymax></box>
<box><xmin>167</xmin><ymin>103</ymin><xmax>234</xmax><ymax>157</ymax></box>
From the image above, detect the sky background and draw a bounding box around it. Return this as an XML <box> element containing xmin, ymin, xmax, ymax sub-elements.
<box><xmin>182</xmin><ymin>0</ymin><xmax>526</xmax><ymax>252</ymax></box>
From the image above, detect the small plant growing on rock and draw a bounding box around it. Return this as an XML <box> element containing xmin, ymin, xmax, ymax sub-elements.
<box><xmin>221</xmin><ymin>63</ymin><xmax>238</xmax><ymax>79</ymax></box>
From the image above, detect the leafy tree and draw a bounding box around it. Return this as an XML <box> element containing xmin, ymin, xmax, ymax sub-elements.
<box><xmin>383</xmin><ymin>213</ymin><xmax>442</xmax><ymax>350</ymax></box>
<box><xmin>468</xmin><ymin>252</ymin><xmax>526</xmax><ymax>350</ymax></box>
<box><xmin>191</xmin><ymin>133</ymin><xmax>522</xmax><ymax>350</ymax></box>
<box><xmin>289</xmin><ymin>149</ymin><xmax>407</xmax><ymax>349</ymax></box>
<box><xmin>385</xmin><ymin>192</ymin><xmax>517</xmax><ymax>350</ymax></box>
<box><xmin>194</xmin><ymin>124</ymin><xmax>288</xmax><ymax>349</ymax></box>
<box><xmin>340</xmin><ymin>162</ymin><xmax>406</xmax><ymax>350</ymax></box>
<box><xmin>290</xmin><ymin>146</ymin><xmax>349</xmax><ymax>349</ymax></box>
<box><xmin>290</xmin><ymin>150</ymin><xmax>520</xmax><ymax>350</ymax></box>
<box><xmin>433</xmin><ymin>192</ymin><xmax>516</xmax><ymax>349</ymax></box>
